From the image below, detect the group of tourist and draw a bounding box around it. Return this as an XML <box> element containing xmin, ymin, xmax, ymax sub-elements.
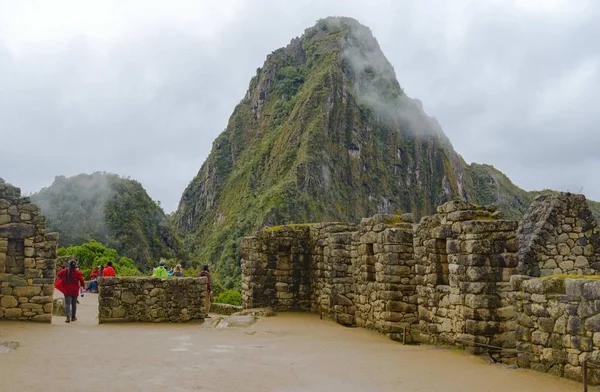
<box><xmin>85</xmin><ymin>262</ymin><xmax>116</xmax><ymax>293</ymax></box>
<box><xmin>54</xmin><ymin>258</ymin><xmax>214</xmax><ymax>323</ymax></box>
<box><xmin>151</xmin><ymin>260</ymin><xmax>183</xmax><ymax>277</ymax></box>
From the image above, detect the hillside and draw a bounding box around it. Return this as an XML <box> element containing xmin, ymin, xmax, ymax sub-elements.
<box><xmin>31</xmin><ymin>172</ymin><xmax>180</xmax><ymax>271</ymax></box>
<box><xmin>175</xmin><ymin>17</ymin><xmax>599</xmax><ymax>288</ymax></box>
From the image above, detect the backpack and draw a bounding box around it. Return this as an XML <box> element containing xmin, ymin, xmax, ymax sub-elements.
<box><xmin>153</xmin><ymin>266</ymin><xmax>168</xmax><ymax>277</ymax></box>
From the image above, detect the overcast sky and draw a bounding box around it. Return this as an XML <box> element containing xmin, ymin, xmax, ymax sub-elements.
<box><xmin>1</xmin><ymin>0</ymin><xmax>598</xmax><ymax>212</ymax></box>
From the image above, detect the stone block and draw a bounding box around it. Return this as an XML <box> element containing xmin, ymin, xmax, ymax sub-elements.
<box><xmin>566</xmin><ymin>279</ymin><xmax>585</xmax><ymax>297</ymax></box>
<box><xmin>21</xmin><ymin>303</ymin><xmax>42</xmax><ymax>310</ymax></box>
<box><xmin>465</xmin><ymin>294</ymin><xmax>497</xmax><ymax>309</ymax></box>
<box><xmin>0</xmin><ymin>295</ymin><xmax>18</xmax><ymax>308</ymax></box>
<box><xmin>3</xmin><ymin>308</ymin><xmax>22</xmax><ymax>318</ymax></box>
<box><xmin>567</xmin><ymin>316</ymin><xmax>582</xmax><ymax>335</ymax></box>
<box><xmin>571</xmin><ymin>336</ymin><xmax>593</xmax><ymax>352</ymax></box>
<box><xmin>120</xmin><ymin>291</ymin><xmax>136</xmax><ymax>304</ymax></box>
<box><xmin>531</xmin><ymin>330</ymin><xmax>549</xmax><ymax>345</ymax></box>
<box><xmin>497</xmin><ymin>306</ymin><xmax>515</xmax><ymax>320</ymax></box>
<box><xmin>537</xmin><ymin>317</ymin><xmax>555</xmax><ymax>333</ymax></box>
<box><xmin>554</xmin><ymin>315</ymin><xmax>567</xmax><ymax>334</ymax></box>
<box><xmin>585</xmin><ymin>314</ymin><xmax>600</xmax><ymax>332</ymax></box>
<box><xmin>30</xmin><ymin>295</ymin><xmax>53</xmax><ymax>304</ymax></box>
<box><xmin>583</xmin><ymin>281</ymin><xmax>600</xmax><ymax>300</ymax></box>
<box><xmin>32</xmin><ymin>314</ymin><xmax>52</xmax><ymax>322</ymax></box>
<box><xmin>13</xmin><ymin>286</ymin><xmax>41</xmax><ymax>297</ymax></box>
<box><xmin>575</xmin><ymin>256</ymin><xmax>589</xmax><ymax>268</ymax></box>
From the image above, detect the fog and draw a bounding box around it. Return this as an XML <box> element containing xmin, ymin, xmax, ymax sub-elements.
<box><xmin>0</xmin><ymin>0</ymin><xmax>598</xmax><ymax>211</ymax></box>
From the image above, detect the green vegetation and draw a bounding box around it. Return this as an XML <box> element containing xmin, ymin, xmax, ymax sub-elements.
<box><xmin>174</xmin><ymin>17</ymin><xmax>600</xmax><ymax>288</ymax></box>
<box><xmin>32</xmin><ymin>172</ymin><xmax>181</xmax><ymax>272</ymax></box>
<box><xmin>214</xmin><ymin>289</ymin><xmax>242</xmax><ymax>306</ymax></box>
<box><xmin>264</xmin><ymin>223</ymin><xmax>314</xmax><ymax>232</ymax></box>
<box><xmin>58</xmin><ymin>240</ymin><xmax>141</xmax><ymax>279</ymax></box>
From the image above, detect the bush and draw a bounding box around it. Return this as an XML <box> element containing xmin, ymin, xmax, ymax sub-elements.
<box><xmin>214</xmin><ymin>289</ymin><xmax>242</xmax><ymax>306</ymax></box>
<box><xmin>58</xmin><ymin>240</ymin><xmax>142</xmax><ymax>279</ymax></box>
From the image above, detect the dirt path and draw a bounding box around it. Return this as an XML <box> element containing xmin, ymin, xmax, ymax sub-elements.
<box><xmin>0</xmin><ymin>294</ymin><xmax>593</xmax><ymax>391</ymax></box>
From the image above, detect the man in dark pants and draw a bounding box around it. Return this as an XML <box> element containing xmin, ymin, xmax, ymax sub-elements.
<box><xmin>199</xmin><ymin>265</ymin><xmax>213</xmax><ymax>317</ymax></box>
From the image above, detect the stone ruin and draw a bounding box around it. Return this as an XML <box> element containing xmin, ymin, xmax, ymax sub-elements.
<box><xmin>518</xmin><ymin>193</ymin><xmax>599</xmax><ymax>276</ymax></box>
<box><xmin>241</xmin><ymin>192</ymin><xmax>600</xmax><ymax>383</ymax></box>
<box><xmin>97</xmin><ymin>276</ymin><xmax>208</xmax><ymax>323</ymax></box>
<box><xmin>0</xmin><ymin>181</ymin><xmax>59</xmax><ymax>322</ymax></box>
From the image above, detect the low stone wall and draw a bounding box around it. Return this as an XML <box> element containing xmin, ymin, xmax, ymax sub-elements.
<box><xmin>514</xmin><ymin>277</ymin><xmax>600</xmax><ymax>384</ymax></box>
<box><xmin>98</xmin><ymin>277</ymin><xmax>207</xmax><ymax>323</ymax></box>
<box><xmin>0</xmin><ymin>182</ymin><xmax>58</xmax><ymax>323</ymax></box>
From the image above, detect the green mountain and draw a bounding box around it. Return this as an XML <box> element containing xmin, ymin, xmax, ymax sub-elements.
<box><xmin>31</xmin><ymin>172</ymin><xmax>180</xmax><ymax>271</ymax></box>
<box><xmin>175</xmin><ymin>17</ymin><xmax>600</xmax><ymax>288</ymax></box>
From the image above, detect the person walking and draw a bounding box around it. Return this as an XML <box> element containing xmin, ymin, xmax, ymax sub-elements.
<box><xmin>103</xmin><ymin>261</ymin><xmax>116</xmax><ymax>277</ymax></box>
<box><xmin>152</xmin><ymin>260</ymin><xmax>169</xmax><ymax>277</ymax></box>
<box><xmin>199</xmin><ymin>265</ymin><xmax>213</xmax><ymax>317</ymax></box>
<box><xmin>54</xmin><ymin>259</ymin><xmax>85</xmax><ymax>323</ymax></box>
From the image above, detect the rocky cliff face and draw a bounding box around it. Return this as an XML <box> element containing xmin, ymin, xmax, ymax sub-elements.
<box><xmin>175</xmin><ymin>17</ymin><xmax>599</xmax><ymax>287</ymax></box>
<box><xmin>31</xmin><ymin>172</ymin><xmax>179</xmax><ymax>271</ymax></box>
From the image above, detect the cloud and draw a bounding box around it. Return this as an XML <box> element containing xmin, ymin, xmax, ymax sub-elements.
<box><xmin>0</xmin><ymin>0</ymin><xmax>598</xmax><ymax>211</ymax></box>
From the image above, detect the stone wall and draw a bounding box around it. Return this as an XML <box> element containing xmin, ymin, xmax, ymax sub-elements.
<box><xmin>241</xmin><ymin>215</ymin><xmax>418</xmax><ymax>342</ymax></box>
<box><xmin>241</xmin><ymin>226</ymin><xmax>312</xmax><ymax>311</ymax></box>
<box><xmin>351</xmin><ymin>215</ymin><xmax>417</xmax><ymax>340</ymax></box>
<box><xmin>414</xmin><ymin>201</ymin><xmax>519</xmax><ymax>361</ymax></box>
<box><xmin>309</xmin><ymin>223</ymin><xmax>357</xmax><ymax>325</ymax></box>
<box><xmin>0</xmin><ymin>182</ymin><xmax>58</xmax><ymax>322</ymax></box>
<box><xmin>98</xmin><ymin>277</ymin><xmax>207</xmax><ymax>323</ymax></box>
<box><xmin>55</xmin><ymin>255</ymin><xmax>70</xmax><ymax>275</ymax></box>
<box><xmin>514</xmin><ymin>276</ymin><xmax>600</xmax><ymax>384</ymax></box>
<box><xmin>240</xmin><ymin>191</ymin><xmax>600</xmax><ymax>382</ymax></box>
<box><xmin>518</xmin><ymin>193</ymin><xmax>600</xmax><ymax>276</ymax></box>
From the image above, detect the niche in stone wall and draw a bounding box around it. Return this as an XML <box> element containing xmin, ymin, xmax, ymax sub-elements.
<box><xmin>365</xmin><ymin>243</ymin><xmax>376</xmax><ymax>282</ymax></box>
<box><xmin>436</xmin><ymin>239</ymin><xmax>449</xmax><ymax>286</ymax></box>
<box><xmin>278</xmin><ymin>245</ymin><xmax>291</xmax><ymax>270</ymax></box>
<box><xmin>6</xmin><ymin>238</ymin><xmax>25</xmax><ymax>275</ymax></box>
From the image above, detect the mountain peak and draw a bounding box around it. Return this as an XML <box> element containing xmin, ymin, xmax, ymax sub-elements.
<box><xmin>175</xmin><ymin>18</ymin><xmax>481</xmax><ymax>286</ymax></box>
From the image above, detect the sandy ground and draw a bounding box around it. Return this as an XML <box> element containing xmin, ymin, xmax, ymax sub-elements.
<box><xmin>0</xmin><ymin>293</ymin><xmax>594</xmax><ymax>392</ymax></box>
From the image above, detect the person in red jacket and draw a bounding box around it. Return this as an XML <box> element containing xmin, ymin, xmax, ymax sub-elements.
<box><xmin>89</xmin><ymin>267</ymin><xmax>99</xmax><ymax>280</ymax></box>
<box><xmin>103</xmin><ymin>261</ymin><xmax>116</xmax><ymax>277</ymax></box>
<box><xmin>55</xmin><ymin>259</ymin><xmax>85</xmax><ymax>323</ymax></box>
<box><xmin>85</xmin><ymin>266</ymin><xmax>100</xmax><ymax>293</ymax></box>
